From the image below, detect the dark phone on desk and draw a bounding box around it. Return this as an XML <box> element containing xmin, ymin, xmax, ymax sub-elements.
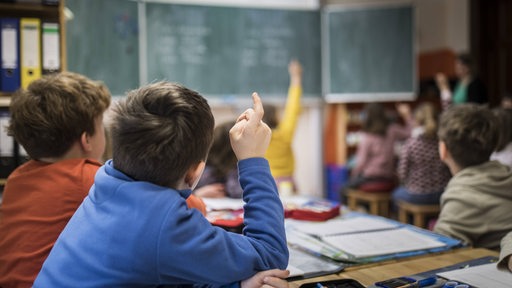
<box><xmin>299</xmin><ymin>279</ymin><xmax>365</xmax><ymax>288</ymax></box>
<box><xmin>375</xmin><ymin>277</ymin><xmax>416</xmax><ymax>288</ymax></box>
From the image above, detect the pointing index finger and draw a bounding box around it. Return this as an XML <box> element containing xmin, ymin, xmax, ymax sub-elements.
<box><xmin>249</xmin><ymin>92</ymin><xmax>264</xmax><ymax>125</ymax></box>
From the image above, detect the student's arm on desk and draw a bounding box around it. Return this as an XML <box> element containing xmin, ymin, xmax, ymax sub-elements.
<box><xmin>498</xmin><ymin>231</ymin><xmax>512</xmax><ymax>272</ymax></box>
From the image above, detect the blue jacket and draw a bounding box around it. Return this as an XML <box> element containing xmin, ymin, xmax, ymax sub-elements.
<box><xmin>34</xmin><ymin>158</ymin><xmax>288</xmax><ymax>287</ymax></box>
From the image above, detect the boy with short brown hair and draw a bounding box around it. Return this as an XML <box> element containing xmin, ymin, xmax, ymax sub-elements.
<box><xmin>0</xmin><ymin>72</ymin><xmax>111</xmax><ymax>287</ymax></box>
<box><xmin>434</xmin><ymin>104</ymin><xmax>512</xmax><ymax>250</ymax></box>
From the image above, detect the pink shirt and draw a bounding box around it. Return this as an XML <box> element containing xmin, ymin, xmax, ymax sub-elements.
<box><xmin>352</xmin><ymin>123</ymin><xmax>411</xmax><ymax>179</ymax></box>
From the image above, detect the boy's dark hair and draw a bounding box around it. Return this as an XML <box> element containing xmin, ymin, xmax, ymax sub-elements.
<box><xmin>8</xmin><ymin>72</ymin><xmax>111</xmax><ymax>160</ymax></box>
<box><xmin>494</xmin><ymin>108</ymin><xmax>512</xmax><ymax>152</ymax></box>
<box><xmin>208</xmin><ymin>121</ymin><xmax>237</xmax><ymax>178</ymax></box>
<box><xmin>438</xmin><ymin>104</ymin><xmax>499</xmax><ymax>168</ymax></box>
<box><xmin>110</xmin><ymin>82</ymin><xmax>215</xmax><ymax>188</ymax></box>
<box><xmin>362</xmin><ymin>102</ymin><xmax>390</xmax><ymax>136</ymax></box>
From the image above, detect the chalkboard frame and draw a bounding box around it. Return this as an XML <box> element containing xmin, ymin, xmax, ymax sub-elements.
<box><xmin>322</xmin><ymin>1</ymin><xmax>416</xmax><ymax>103</ymax></box>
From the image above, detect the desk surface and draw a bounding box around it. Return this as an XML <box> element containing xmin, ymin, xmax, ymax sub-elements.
<box><xmin>289</xmin><ymin>248</ymin><xmax>498</xmax><ymax>287</ymax></box>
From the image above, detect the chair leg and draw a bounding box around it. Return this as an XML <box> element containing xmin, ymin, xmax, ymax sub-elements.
<box><xmin>398</xmin><ymin>209</ymin><xmax>407</xmax><ymax>224</ymax></box>
<box><xmin>348</xmin><ymin>196</ymin><xmax>357</xmax><ymax>211</ymax></box>
<box><xmin>369</xmin><ymin>201</ymin><xmax>379</xmax><ymax>215</ymax></box>
<box><xmin>380</xmin><ymin>200</ymin><xmax>389</xmax><ymax>217</ymax></box>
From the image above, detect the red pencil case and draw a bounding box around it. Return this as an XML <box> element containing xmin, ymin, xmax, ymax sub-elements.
<box><xmin>285</xmin><ymin>199</ymin><xmax>340</xmax><ymax>221</ymax></box>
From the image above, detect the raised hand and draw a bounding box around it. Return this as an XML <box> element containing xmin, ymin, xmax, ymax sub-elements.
<box><xmin>229</xmin><ymin>93</ymin><xmax>272</xmax><ymax>160</ymax></box>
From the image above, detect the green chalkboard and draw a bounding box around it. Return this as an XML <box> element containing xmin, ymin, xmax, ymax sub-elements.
<box><xmin>66</xmin><ymin>0</ymin><xmax>139</xmax><ymax>96</ymax></box>
<box><xmin>146</xmin><ymin>3</ymin><xmax>321</xmax><ymax>98</ymax></box>
<box><xmin>325</xmin><ymin>4</ymin><xmax>414</xmax><ymax>102</ymax></box>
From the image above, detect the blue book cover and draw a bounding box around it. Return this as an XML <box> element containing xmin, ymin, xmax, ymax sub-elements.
<box><xmin>1</xmin><ymin>18</ymin><xmax>21</xmax><ymax>92</ymax></box>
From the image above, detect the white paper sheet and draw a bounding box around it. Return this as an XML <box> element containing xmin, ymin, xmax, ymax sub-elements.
<box><xmin>437</xmin><ymin>263</ymin><xmax>512</xmax><ymax>288</ymax></box>
<box><xmin>322</xmin><ymin>228</ymin><xmax>446</xmax><ymax>258</ymax></box>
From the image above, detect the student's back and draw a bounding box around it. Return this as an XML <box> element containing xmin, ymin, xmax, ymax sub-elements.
<box><xmin>0</xmin><ymin>72</ymin><xmax>111</xmax><ymax>288</ymax></box>
<box><xmin>345</xmin><ymin>103</ymin><xmax>412</xmax><ymax>191</ymax></box>
<box><xmin>434</xmin><ymin>104</ymin><xmax>512</xmax><ymax>250</ymax></box>
<box><xmin>392</xmin><ymin>103</ymin><xmax>451</xmax><ymax>205</ymax></box>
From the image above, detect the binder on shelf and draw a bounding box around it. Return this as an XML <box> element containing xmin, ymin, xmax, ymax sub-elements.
<box><xmin>20</xmin><ymin>17</ymin><xmax>41</xmax><ymax>89</ymax></box>
<box><xmin>0</xmin><ymin>110</ymin><xmax>16</xmax><ymax>179</ymax></box>
<box><xmin>42</xmin><ymin>22</ymin><xmax>60</xmax><ymax>75</ymax></box>
<box><xmin>1</xmin><ymin>18</ymin><xmax>20</xmax><ymax>92</ymax></box>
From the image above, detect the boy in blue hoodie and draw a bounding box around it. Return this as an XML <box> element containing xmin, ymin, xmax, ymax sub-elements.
<box><xmin>34</xmin><ymin>82</ymin><xmax>289</xmax><ymax>287</ymax></box>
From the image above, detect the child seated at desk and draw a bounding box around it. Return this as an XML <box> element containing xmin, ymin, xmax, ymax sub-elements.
<box><xmin>34</xmin><ymin>83</ymin><xmax>289</xmax><ymax>287</ymax></box>
<box><xmin>263</xmin><ymin>60</ymin><xmax>302</xmax><ymax>194</ymax></box>
<box><xmin>194</xmin><ymin>121</ymin><xmax>243</xmax><ymax>198</ymax></box>
<box><xmin>434</xmin><ymin>104</ymin><xmax>512</xmax><ymax>250</ymax></box>
<box><xmin>392</xmin><ymin>102</ymin><xmax>451</xmax><ymax>205</ymax></box>
<box><xmin>342</xmin><ymin>102</ymin><xmax>412</xmax><ymax>195</ymax></box>
<box><xmin>0</xmin><ymin>72</ymin><xmax>111</xmax><ymax>287</ymax></box>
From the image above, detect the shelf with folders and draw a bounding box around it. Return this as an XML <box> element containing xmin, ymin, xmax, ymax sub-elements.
<box><xmin>0</xmin><ymin>0</ymin><xmax>66</xmax><ymax>106</ymax></box>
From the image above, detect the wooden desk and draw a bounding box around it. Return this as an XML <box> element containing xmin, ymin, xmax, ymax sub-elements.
<box><xmin>289</xmin><ymin>248</ymin><xmax>498</xmax><ymax>287</ymax></box>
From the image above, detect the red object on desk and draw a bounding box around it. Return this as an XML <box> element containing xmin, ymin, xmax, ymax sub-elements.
<box><xmin>284</xmin><ymin>199</ymin><xmax>340</xmax><ymax>221</ymax></box>
<box><xmin>207</xmin><ymin>209</ymin><xmax>244</xmax><ymax>228</ymax></box>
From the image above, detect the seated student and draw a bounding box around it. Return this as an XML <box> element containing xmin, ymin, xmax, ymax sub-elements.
<box><xmin>433</xmin><ymin>104</ymin><xmax>512</xmax><ymax>250</ymax></box>
<box><xmin>498</xmin><ymin>231</ymin><xmax>512</xmax><ymax>272</ymax></box>
<box><xmin>0</xmin><ymin>73</ymin><xmax>207</xmax><ymax>288</ymax></box>
<box><xmin>34</xmin><ymin>84</ymin><xmax>289</xmax><ymax>287</ymax></box>
<box><xmin>490</xmin><ymin>108</ymin><xmax>512</xmax><ymax>169</ymax></box>
<box><xmin>263</xmin><ymin>59</ymin><xmax>302</xmax><ymax>194</ymax></box>
<box><xmin>194</xmin><ymin>121</ymin><xmax>243</xmax><ymax>198</ymax></box>
<box><xmin>343</xmin><ymin>102</ymin><xmax>412</xmax><ymax>194</ymax></box>
<box><xmin>0</xmin><ymin>72</ymin><xmax>111</xmax><ymax>288</ymax></box>
<box><xmin>392</xmin><ymin>102</ymin><xmax>451</xmax><ymax>205</ymax></box>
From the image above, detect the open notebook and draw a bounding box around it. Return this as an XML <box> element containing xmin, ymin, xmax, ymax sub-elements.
<box><xmin>285</xmin><ymin>214</ymin><xmax>462</xmax><ymax>263</ymax></box>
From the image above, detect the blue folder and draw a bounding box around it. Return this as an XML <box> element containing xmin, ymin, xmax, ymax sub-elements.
<box><xmin>1</xmin><ymin>18</ymin><xmax>21</xmax><ymax>92</ymax></box>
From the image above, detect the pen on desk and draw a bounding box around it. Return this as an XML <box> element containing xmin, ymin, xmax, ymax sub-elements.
<box><xmin>316</xmin><ymin>283</ymin><xmax>327</xmax><ymax>288</ymax></box>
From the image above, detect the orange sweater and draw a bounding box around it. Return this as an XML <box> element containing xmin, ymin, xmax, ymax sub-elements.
<box><xmin>0</xmin><ymin>159</ymin><xmax>206</xmax><ymax>288</ymax></box>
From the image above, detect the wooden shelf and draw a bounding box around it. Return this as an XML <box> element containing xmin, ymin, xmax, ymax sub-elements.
<box><xmin>0</xmin><ymin>3</ymin><xmax>59</xmax><ymax>19</ymax></box>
